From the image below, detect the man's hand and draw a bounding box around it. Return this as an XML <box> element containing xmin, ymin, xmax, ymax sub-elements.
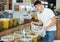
<box><xmin>43</xmin><ymin>16</ymin><xmax>56</xmax><ymax>31</ymax></box>
<box><xmin>31</xmin><ymin>21</ymin><xmax>43</xmax><ymax>26</ymax></box>
<box><xmin>31</xmin><ymin>21</ymin><xmax>35</xmax><ymax>24</ymax></box>
<box><xmin>43</xmin><ymin>26</ymin><xmax>49</xmax><ymax>31</ymax></box>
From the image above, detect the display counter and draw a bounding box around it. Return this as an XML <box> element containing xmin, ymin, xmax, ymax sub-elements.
<box><xmin>0</xmin><ymin>23</ymin><xmax>30</xmax><ymax>38</ymax></box>
<box><xmin>0</xmin><ymin>23</ymin><xmax>42</xmax><ymax>42</ymax></box>
<box><xmin>0</xmin><ymin>16</ymin><xmax>60</xmax><ymax>40</ymax></box>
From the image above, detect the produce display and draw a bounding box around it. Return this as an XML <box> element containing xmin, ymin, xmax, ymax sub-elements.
<box><xmin>0</xmin><ymin>18</ymin><xmax>41</xmax><ymax>42</ymax></box>
<box><xmin>0</xmin><ymin>18</ymin><xmax>20</xmax><ymax>31</ymax></box>
<box><xmin>1</xmin><ymin>28</ymin><xmax>41</xmax><ymax>42</ymax></box>
<box><xmin>14</xmin><ymin>30</ymin><xmax>41</xmax><ymax>42</ymax></box>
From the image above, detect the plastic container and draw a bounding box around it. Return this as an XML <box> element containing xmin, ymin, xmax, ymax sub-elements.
<box><xmin>1</xmin><ymin>36</ymin><xmax>14</xmax><ymax>42</ymax></box>
<box><xmin>0</xmin><ymin>21</ymin><xmax>3</xmax><ymax>32</ymax></box>
<box><xmin>3</xmin><ymin>20</ymin><xmax>9</xmax><ymax>29</ymax></box>
<box><xmin>0</xmin><ymin>18</ymin><xmax>10</xmax><ymax>30</ymax></box>
<box><xmin>9</xmin><ymin>19</ymin><xmax>13</xmax><ymax>28</ymax></box>
<box><xmin>26</xmin><ymin>34</ymin><xmax>38</xmax><ymax>42</ymax></box>
<box><xmin>17</xmin><ymin>18</ymin><xmax>24</xmax><ymax>25</ymax></box>
<box><xmin>12</xmin><ymin>18</ymin><xmax>18</xmax><ymax>26</ymax></box>
<box><xmin>20</xmin><ymin>36</ymin><xmax>32</xmax><ymax>42</ymax></box>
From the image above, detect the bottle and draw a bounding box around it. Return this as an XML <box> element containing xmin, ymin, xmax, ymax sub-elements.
<box><xmin>31</xmin><ymin>13</ymin><xmax>39</xmax><ymax>22</ymax></box>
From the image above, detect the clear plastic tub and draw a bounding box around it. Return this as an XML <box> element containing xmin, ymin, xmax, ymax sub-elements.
<box><xmin>20</xmin><ymin>36</ymin><xmax>32</xmax><ymax>42</ymax></box>
<box><xmin>1</xmin><ymin>36</ymin><xmax>14</xmax><ymax>42</ymax></box>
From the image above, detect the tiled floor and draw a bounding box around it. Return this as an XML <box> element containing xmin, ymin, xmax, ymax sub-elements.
<box><xmin>54</xmin><ymin>40</ymin><xmax>60</xmax><ymax>42</ymax></box>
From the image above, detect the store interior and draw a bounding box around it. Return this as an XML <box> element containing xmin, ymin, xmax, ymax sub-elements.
<box><xmin>0</xmin><ymin>0</ymin><xmax>60</xmax><ymax>42</ymax></box>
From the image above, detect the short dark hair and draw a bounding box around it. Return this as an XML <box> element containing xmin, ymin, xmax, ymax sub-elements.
<box><xmin>34</xmin><ymin>1</ymin><xmax>41</xmax><ymax>6</ymax></box>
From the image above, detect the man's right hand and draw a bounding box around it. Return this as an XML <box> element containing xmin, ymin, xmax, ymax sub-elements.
<box><xmin>31</xmin><ymin>21</ymin><xmax>43</xmax><ymax>26</ymax></box>
<box><xmin>31</xmin><ymin>21</ymin><xmax>35</xmax><ymax>24</ymax></box>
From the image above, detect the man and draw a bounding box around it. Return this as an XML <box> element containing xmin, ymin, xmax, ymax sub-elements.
<box><xmin>32</xmin><ymin>1</ymin><xmax>57</xmax><ymax>42</ymax></box>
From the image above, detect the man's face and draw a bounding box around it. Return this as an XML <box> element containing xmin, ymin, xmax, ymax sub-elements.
<box><xmin>35</xmin><ymin>4</ymin><xmax>42</xmax><ymax>12</ymax></box>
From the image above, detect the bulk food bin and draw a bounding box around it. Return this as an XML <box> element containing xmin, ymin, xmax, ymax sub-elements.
<box><xmin>12</xmin><ymin>18</ymin><xmax>18</xmax><ymax>27</ymax></box>
<box><xmin>1</xmin><ymin>36</ymin><xmax>14</xmax><ymax>42</ymax></box>
<box><xmin>20</xmin><ymin>37</ymin><xmax>32</xmax><ymax>42</ymax></box>
<box><xmin>0</xmin><ymin>18</ymin><xmax>10</xmax><ymax>30</ymax></box>
<box><xmin>0</xmin><ymin>23</ymin><xmax>42</xmax><ymax>42</ymax></box>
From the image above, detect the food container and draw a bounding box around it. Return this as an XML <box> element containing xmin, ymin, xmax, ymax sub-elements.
<box><xmin>9</xmin><ymin>33</ymin><xmax>20</xmax><ymax>40</ymax></box>
<box><xmin>12</xmin><ymin>18</ymin><xmax>18</xmax><ymax>26</ymax></box>
<box><xmin>17</xmin><ymin>18</ymin><xmax>24</xmax><ymax>25</ymax></box>
<box><xmin>20</xmin><ymin>36</ymin><xmax>32</xmax><ymax>42</ymax></box>
<box><xmin>14</xmin><ymin>39</ymin><xmax>20</xmax><ymax>42</ymax></box>
<box><xmin>0</xmin><ymin>18</ymin><xmax>10</xmax><ymax>30</ymax></box>
<box><xmin>9</xmin><ymin>33</ymin><xmax>20</xmax><ymax>42</ymax></box>
<box><xmin>3</xmin><ymin>20</ymin><xmax>9</xmax><ymax>29</ymax></box>
<box><xmin>0</xmin><ymin>21</ymin><xmax>3</xmax><ymax>32</ymax></box>
<box><xmin>32</xmin><ymin>13</ymin><xmax>39</xmax><ymax>22</ymax></box>
<box><xmin>37</xmin><ymin>35</ymin><xmax>41</xmax><ymax>42</ymax></box>
<box><xmin>9</xmin><ymin>19</ymin><xmax>13</xmax><ymax>28</ymax></box>
<box><xmin>24</xmin><ymin>14</ymin><xmax>31</xmax><ymax>24</ymax></box>
<box><xmin>14</xmin><ymin>31</ymin><xmax>23</xmax><ymax>38</ymax></box>
<box><xmin>26</xmin><ymin>31</ymin><xmax>38</xmax><ymax>42</ymax></box>
<box><xmin>1</xmin><ymin>36</ymin><xmax>14</xmax><ymax>42</ymax></box>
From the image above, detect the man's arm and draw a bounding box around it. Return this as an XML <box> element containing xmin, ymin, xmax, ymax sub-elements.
<box><xmin>43</xmin><ymin>16</ymin><xmax>57</xmax><ymax>30</ymax></box>
<box><xmin>31</xmin><ymin>20</ymin><xmax>43</xmax><ymax>25</ymax></box>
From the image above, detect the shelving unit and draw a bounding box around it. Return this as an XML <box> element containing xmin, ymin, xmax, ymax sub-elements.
<box><xmin>0</xmin><ymin>0</ymin><xmax>13</xmax><ymax>11</ymax></box>
<box><xmin>9</xmin><ymin>0</ymin><xmax>12</xmax><ymax>10</ymax></box>
<box><xmin>0</xmin><ymin>0</ymin><xmax>9</xmax><ymax>11</ymax></box>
